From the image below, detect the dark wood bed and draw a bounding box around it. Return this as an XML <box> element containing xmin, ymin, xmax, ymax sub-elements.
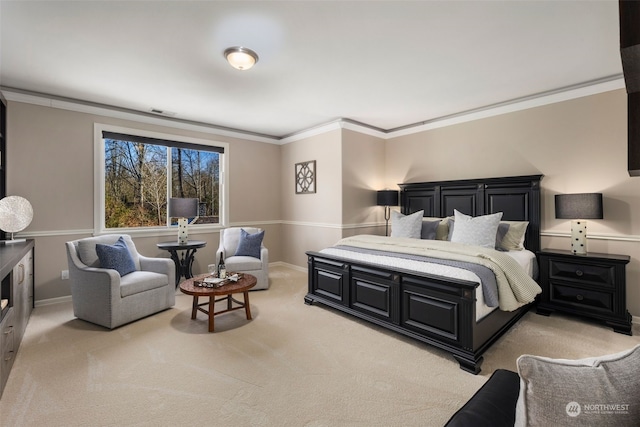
<box><xmin>304</xmin><ymin>175</ymin><xmax>543</xmax><ymax>374</ymax></box>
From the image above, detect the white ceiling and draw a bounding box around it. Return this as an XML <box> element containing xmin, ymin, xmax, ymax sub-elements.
<box><xmin>0</xmin><ymin>0</ymin><xmax>623</xmax><ymax>139</ymax></box>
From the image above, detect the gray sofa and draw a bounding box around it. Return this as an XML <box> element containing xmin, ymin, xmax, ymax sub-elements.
<box><xmin>66</xmin><ymin>235</ymin><xmax>175</xmax><ymax>329</ymax></box>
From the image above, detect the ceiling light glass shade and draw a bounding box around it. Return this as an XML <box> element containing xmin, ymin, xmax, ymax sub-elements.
<box><xmin>224</xmin><ymin>46</ymin><xmax>259</xmax><ymax>70</ymax></box>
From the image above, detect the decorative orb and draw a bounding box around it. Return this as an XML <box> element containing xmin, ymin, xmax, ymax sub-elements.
<box><xmin>0</xmin><ymin>196</ymin><xmax>34</xmax><ymax>233</ymax></box>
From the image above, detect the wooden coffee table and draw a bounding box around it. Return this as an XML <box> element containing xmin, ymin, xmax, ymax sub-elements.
<box><xmin>179</xmin><ymin>273</ymin><xmax>257</xmax><ymax>332</ymax></box>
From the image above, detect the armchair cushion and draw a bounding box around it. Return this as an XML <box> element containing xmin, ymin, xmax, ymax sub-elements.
<box><xmin>96</xmin><ymin>236</ymin><xmax>137</xmax><ymax>276</ymax></box>
<box><xmin>225</xmin><ymin>256</ymin><xmax>264</xmax><ymax>271</ymax></box>
<box><xmin>235</xmin><ymin>228</ymin><xmax>265</xmax><ymax>259</ymax></box>
<box><xmin>120</xmin><ymin>271</ymin><xmax>169</xmax><ymax>297</ymax></box>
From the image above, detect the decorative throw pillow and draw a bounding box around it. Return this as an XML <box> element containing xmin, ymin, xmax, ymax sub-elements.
<box><xmin>420</xmin><ymin>220</ymin><xmax>440</xmax><ymax>240</ymax></box>
<box><xmin>450</xmin><ymin>210</ymin><xmax>503</xmax><ymax>248</ymax></box>
<box><xmin>498</xmin><ymin>221</ymin><xmax>529</xmax><ymax>251</ymax></box>
<box><xmin>495</xmin><ymin>222</ymin><xmax>510</xmax><ymax>250</ymax></box>
<box><xmin>95</xmin><ymin>236</ymin><xmax>137</xmax><ymax>276</ymax></box>
<box><xmin>423</xmin><ymin>217</ymin><xmax>450</xmax><ymax>240</ymax></box>
<box><xmin>234</xmin><ymin>228</ymin><xmax>264</xmax><ymax>259</ymax></box>
<box><xmin>515</xmin><ymin>345</ymin><xmax>640</xmax><ymax>427</ymax></box>
<box><xmin>390</xmin><ymin>210</ymin><xmax>424</xmax><ymax>238</ymax></box>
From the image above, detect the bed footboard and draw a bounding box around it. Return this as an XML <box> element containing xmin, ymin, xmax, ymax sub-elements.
<box><xmin>305</xmin><ymin>251</ymin><xmax>529</xmax><ymax>374</ymax></box>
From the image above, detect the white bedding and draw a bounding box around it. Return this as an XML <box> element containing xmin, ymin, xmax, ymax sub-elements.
<box><xmin>319</xmin><ymin>245</ymin><xmax>538</xmax><ymax>322</ymax></box>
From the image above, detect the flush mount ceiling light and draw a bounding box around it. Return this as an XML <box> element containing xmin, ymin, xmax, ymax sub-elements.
<box><xmin>224</xmin><ymin>46</ymin><xmax>259</xmax><ymax>70</ymax></box>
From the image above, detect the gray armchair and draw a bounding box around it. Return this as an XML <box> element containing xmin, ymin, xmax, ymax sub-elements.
<box><xmin>65</xmin><ymin>234</ymin><xmax>175</xmax><ymax>329</ymax></box>
<box><xmin>211</xmin><ymin>227</ymin><xmax>269</xmax><ymax>290</ymax></box>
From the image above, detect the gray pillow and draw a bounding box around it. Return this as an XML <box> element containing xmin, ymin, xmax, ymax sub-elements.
<box><xmin>95</xmin><ymin>236</ymin><xmax>137</xmax><ymax>276</ymax></box>
<box><xmin>390</xmin><ymin>210</ymin><xmax>423</xmax><ymax>239</ymax></box>
<box><xmin>423</xmin><ymin>217</ymin><xmax>450</xmax><ymax>240</ymax></box>
<box><xmin>515</xmin><ymin>345</ymin><xmax>640</xmax><ymax>426</ymax></box>
<box><xmin>234</xmin><ymin>228</ymin><xmax>264</xmax><ymax>259</ymax></box>
<box><xmin>450</xmin><ymin>210</ymin><xmax>503</xmax><ymax>248</ymax></box>
<box><xmin>421</xmin><ymin>220</ymin><xmax>440</xmax><ymax>240</ymax></box>
<box><xmin>495</xmin><ymin>222</ymin><xmax>510</xmax><ymax>250</ymax></box>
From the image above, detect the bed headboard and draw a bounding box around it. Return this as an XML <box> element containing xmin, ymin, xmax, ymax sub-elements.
<box><xmin>398</xmin><ymin>175</ymin><xmax>543</xmax><ymax>253</ymax></box>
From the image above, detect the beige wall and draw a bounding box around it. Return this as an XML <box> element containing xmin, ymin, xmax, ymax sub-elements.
<box><xmin>280</xmin><ymin>129</ymin><xmax>343</xmax><ymax>266</ymax></box>
<box><xmin>341</xmin><ymin>129</ymin><xmax>386</xmax><ymax>232</ymax></box>
<box><xmin>278</xmin><ymin>128</ymin><xmax>387</xmax><ymax>266</ymax></box>
<box><xmin>386</xmin><ymin>89</ymin><xmax>640</xmax><ymax>316</ymax></box>
<box><xmin>6</xmin><ymin>101</ymin><xmax>282</xmax><ymax>301</ymax></box>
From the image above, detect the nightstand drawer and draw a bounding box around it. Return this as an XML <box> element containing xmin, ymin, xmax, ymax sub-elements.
<box><xmin>550</xmin><ymin>283</ymin><xmax>613</xmax><ymax>314</ymax></box>
<box><xmin>548</xmin><ymin>259</ymin><xmax>614</xmax><ymax>287</ymax></box>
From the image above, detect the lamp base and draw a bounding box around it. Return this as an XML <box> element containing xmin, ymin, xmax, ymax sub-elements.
<box><xmin>178</xmin><ymin>217</ymin><xmax>188</xmax><ymax>245</ymax></box>
<box><xmin>570</xmin><ymin>220</ymin><xmax>587</xmax><ymax>255</ymax></box>
<box><xmin>0</xmin><ymin>238</ymin><xmax>26</xmax><ymax>245</ymax></box>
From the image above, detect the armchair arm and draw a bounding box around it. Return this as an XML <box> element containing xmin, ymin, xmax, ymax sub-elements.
<box><xmin>67</xmin><ymin>247</ymin><xmax>122</xmax><ymax>320</ymax></box>
<box><xmin>139</xmin><ymin>255</ymin><xmax>175</xmax><ymax>286</ymax></box>
<box><xmin>66</xmin><ymin>241</ymin><xmax>121</xmax><ymax>293</ymax></box>
<box><xmin>260</xmin><ymin>246</ymin><xmax>269</xmax><ymax>264</ymax></box>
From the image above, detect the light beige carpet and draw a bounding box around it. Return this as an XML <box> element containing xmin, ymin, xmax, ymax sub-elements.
<box><xmin>1</xmin><ymin>266</ymin><xmax>638</xmax><ymax>426</ymax></box>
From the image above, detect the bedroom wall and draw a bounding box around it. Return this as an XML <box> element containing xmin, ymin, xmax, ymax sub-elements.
<box><xmin>6</xmin><ymin>101</ymin><xmax>282</xmax><ymax>302</ymax></box>
<box><xmin>341</xmin><ymin>129</ymin><xmax>386</xmax><ymax>237</ymax></box>
<box><xmin>385</xmin><ymin>88</ymin><xmax>640</xmax><ymax>317</ymax></box>
<box><xmin>280</xmin><ymin>129</ymin><xmax>343</xmax><ymax>267</ymax></box>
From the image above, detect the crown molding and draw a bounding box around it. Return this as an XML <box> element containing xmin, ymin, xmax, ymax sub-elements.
<box><xmin>0</xmin><ymin>87</ymin><xmax>282</xmax><ymax>144</ymax></box>
<box><xmin>2</xmin><ymin>75</ymin><xmax>625</xmax><ymax>145</ymax></box>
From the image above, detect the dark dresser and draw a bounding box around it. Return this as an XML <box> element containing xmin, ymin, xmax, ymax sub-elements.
<box><xmin>536</xmin><ymin>249</ymin><xmax>631</xmax><ymax>335</ymax></box>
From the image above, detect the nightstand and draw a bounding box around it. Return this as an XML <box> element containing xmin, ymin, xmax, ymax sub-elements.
<box><xmin>536</xmin><ymin>249</ymin><xmax>632</xmax><ymax>335</ymax></box>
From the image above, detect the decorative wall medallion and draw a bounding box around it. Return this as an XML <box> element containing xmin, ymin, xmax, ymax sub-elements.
<box><xmin>295</xmin><ymin>160</ymin><xmax>316</xmax><ymax>194</ymax></box>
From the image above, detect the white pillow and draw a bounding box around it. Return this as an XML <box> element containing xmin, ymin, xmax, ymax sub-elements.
<box><xmin>390</xmin><ymin>210</ymin><xmax>423</xmax><ymax>238</ymax></box>
<box><xmin>450</xmin><ymin>210</ymin><xmax>503</xmax><ymax>248</ymax></box>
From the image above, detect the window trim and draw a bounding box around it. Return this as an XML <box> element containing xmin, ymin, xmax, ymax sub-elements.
<box><xmin>94</xmin><ymin>123</ymin><xmax>229</xmax><ymax>236</ymax></box>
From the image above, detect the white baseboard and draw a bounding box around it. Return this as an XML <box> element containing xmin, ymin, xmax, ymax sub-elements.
<box><xmin>271</xmin><ymin>261</ymin><xmax>307</xmax><ymax>273</ymax></box>
<box><xmin>35</xmin><ymin>295</ymin><xmax>72</xmax><ymax>307</ymax></box>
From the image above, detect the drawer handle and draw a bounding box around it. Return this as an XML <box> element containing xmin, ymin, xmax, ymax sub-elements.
<box><xmin>576</xmin><ymin>294</ymin><xmax>584</xmax><ymax>301</ymax></box>
<box><xmin>575</xmin><ymin>270</ymin><xmax>584</xmax><ymax>277</ymax></box>
<box><xmin>3</xmin><ymin>326</ymin><xmax>13</xmax><ymax>335</ymax></box>
<box><xmin>4</xmin><ymin>351</ymin><xmax>13</xmax><ymax>362</ymax></box>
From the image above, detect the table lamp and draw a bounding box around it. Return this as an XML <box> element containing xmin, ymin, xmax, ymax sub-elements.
<box><xmin>377</xmin><ymin>190</ymin><xmax>399</xmax><ymax>236</ymax></box>
<box><xmin>168</xmin><ymin>198</ymin><xmax>198</xmax><ymax>244</ymax></box>
<box><xmin>0</xmin><ymin>195</ymin><xmax>33</xmax><ymax>243</ymax></box>
<box><xmin>555</xmin><ymin>193</ymin><xmax>603</xmax><ymax>255</ymax></box>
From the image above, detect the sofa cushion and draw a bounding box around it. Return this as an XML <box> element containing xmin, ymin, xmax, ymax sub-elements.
<box><xmin>234</xmin><ymin>228</ymin><xmax>264</xmax><ymax>259</ymax></box>
<box><xmin>96</xmin><ymin>236</ymin><xmax>137</xmax><ymax>276</ymax></box>
<box><xmin>120</xmin><ymin>271</ymin><xmax>168</xmax><ymax>297</ymax></box>
<box><xmin>515</xmin><ymin>345</ymin><xmax>640</xmax><ymax>426</ymax></box>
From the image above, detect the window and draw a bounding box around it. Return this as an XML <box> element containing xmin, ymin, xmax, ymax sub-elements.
<box><xmin>95</xmin><ymin>124</ymin><xmax>228</xmax><ymax>234</ymax></box>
